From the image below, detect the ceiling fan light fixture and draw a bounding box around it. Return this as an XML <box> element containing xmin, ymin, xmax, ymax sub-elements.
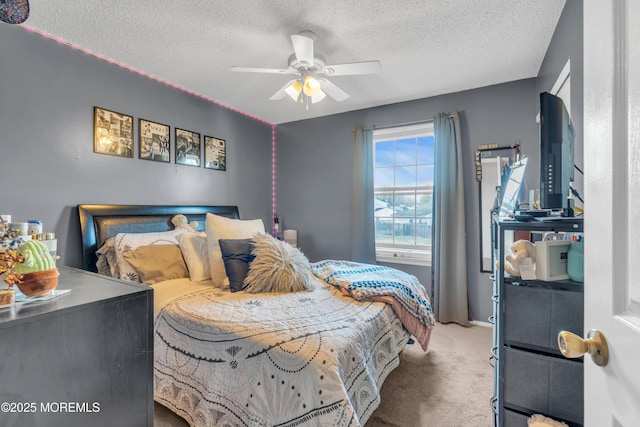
<box><xmin>284</xmin><ymin>80</ymin><xmax>302</xmax><ymax>101</ymax></box>
<box><xmin>234</xmin><ymin>30</ymin><xmax>379</xmax><ymax>109</ymax></box>
<box><xmin>303</xmin><ymin>75</ymin><xmax>322</xmax><ymax>97</ymax></box>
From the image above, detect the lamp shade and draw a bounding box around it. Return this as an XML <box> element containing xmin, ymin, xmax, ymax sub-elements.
<box><xmin>283</xmin><ymin>75</ymin><xmax>326</xmax><ymax>106</ymax></box>
<box><xmin>284</xmin><ymin>229</ymin><xmax>298</xmax><ymax>248</ymax></box>
<box><xmin>285</xmin><ymin>80</ymin><xmax>302</xmax><ymax>101</ymax></box>
<box><xmin>303</xmin><ymin>75</ymin><xmax>322</xmax><ymax>97</ymax></box>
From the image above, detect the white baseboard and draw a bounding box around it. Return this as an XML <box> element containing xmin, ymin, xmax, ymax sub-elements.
<box><xmin>470</xmin><ymin>320</ymin><xmax>492</xmax><ymax>328</ymax></box>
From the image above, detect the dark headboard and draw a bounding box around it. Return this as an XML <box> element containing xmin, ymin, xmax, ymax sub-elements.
<box><xmin>77</xmin><ymin>204</ymin><xmax>239</xmax><ymax>272</ymax></box>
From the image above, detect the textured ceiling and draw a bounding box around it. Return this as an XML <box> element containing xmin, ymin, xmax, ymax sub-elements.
<box><xmin>20</xmin><ymin>0</ymin><xmax>566</xmax><ymax>124</ymax></box>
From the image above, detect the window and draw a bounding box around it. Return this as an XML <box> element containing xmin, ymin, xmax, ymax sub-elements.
<box><xmin>373</xmin><ymin>122</ymin><xmax>434</xmax><ymax>265</ymax></box>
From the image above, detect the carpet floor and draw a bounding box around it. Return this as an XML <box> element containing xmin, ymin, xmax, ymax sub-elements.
<box><xmin>154</xmin><ymin>322</ymin><xmax>494</xmax><ymax>427</ymax></box>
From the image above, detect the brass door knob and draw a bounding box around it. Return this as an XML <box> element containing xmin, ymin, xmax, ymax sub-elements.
<box><xmin>557</xmin><ymin>329</ymin><xmax>609</xmax><ymax>367</ymax></box>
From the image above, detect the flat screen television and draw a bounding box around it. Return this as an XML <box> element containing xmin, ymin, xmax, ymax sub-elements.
<box><xmin>539</xmin><ymin>91</ymin><xmax>574</xmax><ymax>211</ymax></box>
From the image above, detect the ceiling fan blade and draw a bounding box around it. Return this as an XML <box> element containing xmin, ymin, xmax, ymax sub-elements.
<box><xmin>231</xmin><ymin>66</ymin><xmax>297</xmax><ymax>75</ymax></box>
<box><xmin>269</xmin><ymin>79</ymin><xmax>298</xmax><ymax>100</ymax></box>
<box><xmin>319</xmin><ymin>78</ymin><xmax>350</xmax><ymax>102</ymax></box>
<box><xmin>291</xmin><ymin>34</ymin><xmax>314</xmax><ymax>66</ymax></box>
<box><xmin>320</xmin><ymin>60</ymin><xmax>382</xmax><ymax>76</ymax></box>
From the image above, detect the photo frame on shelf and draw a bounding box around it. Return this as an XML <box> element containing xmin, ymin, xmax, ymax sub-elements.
<box><xmin>175</xmin><ymin>128</ymin><xmax>201</xmax><ymax>167</ymax></box>
<box><xmin>139</xmin><ymin>119</ymin><xmax>170</xmax><ymax>163</ymax></box>
<box><xmin>93</xmin><ymin>106</ymin><xmax>134</xmax><ymax>158</ymax></box>
<box><xmin>204</xmin><ymin>135</ymin><xmax>226</xmax><ymax>171</ymax></box>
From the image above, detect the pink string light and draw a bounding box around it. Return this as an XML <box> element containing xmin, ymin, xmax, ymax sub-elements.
<box><xmin>21</xmin><ymin>25</ymin><xmax>274</xmax><ymax>126</ymax></box>
<box><xmin>271</xmin><ymin>125</ymin><xmax>277</xmax><ymax>235</ymax></box>
<box><xmin>21</xmin><ymin>25</ymin><xmax>279</xmax><ymax>226</ymax></box>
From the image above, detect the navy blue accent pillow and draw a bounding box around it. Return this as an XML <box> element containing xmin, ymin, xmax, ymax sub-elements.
<box><xmin>219</xmin><ymin>238</ymin><xmax>255</xmax><ymax>292</ymax></box>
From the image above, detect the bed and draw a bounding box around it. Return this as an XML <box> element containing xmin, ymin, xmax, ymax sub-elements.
<box><xmin>77</xmin><ymin>204</ymin><xmax>434</xmax><ymax>427</ymax></box>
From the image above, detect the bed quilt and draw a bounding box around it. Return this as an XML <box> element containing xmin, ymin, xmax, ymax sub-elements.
<box><xmin>154</xmin><ymin>277</ymin><xmax>409</xmax><ymax>427</ymax></box>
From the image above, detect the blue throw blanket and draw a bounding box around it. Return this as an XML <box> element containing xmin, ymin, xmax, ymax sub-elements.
<box><xmin>311</xmin><ymin>260</ymin><xmax>435</xmax><ymax>327</ymax></box>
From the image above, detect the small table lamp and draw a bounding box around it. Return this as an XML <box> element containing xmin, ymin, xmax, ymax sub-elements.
<box><xmin>284</xmin><ymin>229</ymin><xmax>298</xmax><ymax>248</ymax></box>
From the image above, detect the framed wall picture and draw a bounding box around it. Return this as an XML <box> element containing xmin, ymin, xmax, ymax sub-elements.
<box><xmin>204</xmin><ymin>136</ymin><xmax>226</xmax><ymax>171</ymax></box>
<box><xmin>139</xmin><ymin>119</ymin><xmax>170</xmax><ymax>163</ymax></box>
<box><xmin>175</xmin><ymin>128</ymin><xmax>201</xmax><ymax>167</ymax></box>
<box><xmin>93</xmin><ymin>106</ymin><xmax>134</xmax><ymax>158</ymax></box>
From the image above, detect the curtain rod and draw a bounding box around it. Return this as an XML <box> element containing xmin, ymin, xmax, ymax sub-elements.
<box><xmin>355</xmin><ymin>120</ymin><xmax>429</xmax><ymax>133</ymax></box>
<box><xmin>373</xmin><ymin>119</ymin><xmax>432</xmax><ymax>131</ymax></box>
<box><xmin>354</xmin><ymin>113</ymin><xmax>456</xmax><ymax>132</ymax></box>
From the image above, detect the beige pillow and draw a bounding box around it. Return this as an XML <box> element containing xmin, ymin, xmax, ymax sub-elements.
<box><xmin>205</xmin><ymin>213</ymin><xmax>265</xmax><ymax>287</ymax></box>
<box><xmin>114</xmin><ymin>229</ymin><xmax>185</xmax><ymax>281</ymax></box>
<box><xmin>177</xmin><ymin>232</ymin><xmax>210</xmax><ymax>282</ymax></box>
<box><xmin>122</xmin><ymin>245</ymin><xmax>189</xmax><ymax>285</ymax></box>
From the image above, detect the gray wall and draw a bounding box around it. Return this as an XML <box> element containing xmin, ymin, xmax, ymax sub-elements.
<box><xmin>276</xmin><ymin>79</ymin><xmax>539</xmax><ymax>323</ymax></box>
<box><xmin>275</xmin><ymin>0</ymin><xmax>583</xmax><ymax>323</ymax></box>
<box><xmin>0</xmin><ymin>25</ymin><xmax>273</xmax><ymax>268</ymax></box>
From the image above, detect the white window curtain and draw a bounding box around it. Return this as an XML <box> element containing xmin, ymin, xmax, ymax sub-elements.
<box><xmin>351</xmin><ymin>126</ymin><xmax>376</xmax><ymax>263</ymax></box>
<box><xmin>432</xmin><ymin>112</ymin><xmax>469</xmax><ymax>325</ymax></box>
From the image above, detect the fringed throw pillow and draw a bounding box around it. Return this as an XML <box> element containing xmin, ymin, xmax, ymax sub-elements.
<box><xmin>243</xmin><ymin>233</ymin><xmax>313</xmax><ymax>293</ymax></box>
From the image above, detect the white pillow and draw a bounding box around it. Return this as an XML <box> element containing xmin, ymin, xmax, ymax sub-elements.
<box><xmin>176</xmin><ymin>232</ymin><xmax>211</xmax><ymax>282</ymax></box>
<box><xmin>114</xmin><ymin>229</ymin><xmax>185</xmax><ymax>281</ymax></box>
<box><xmin>205</xmin><ymin>213</ymin><xmax>265</xmax><ymax>287</ymax></box>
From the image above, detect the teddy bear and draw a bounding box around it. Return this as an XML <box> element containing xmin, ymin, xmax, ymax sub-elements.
<box><xmin>496</xmin><ymin>239</ymin><xmax>536</xmax><ymax>277</ymax></box>
<box><xmin>171</xmin><ymin>214</ymin><xmax>198</xmax><ymax>232</ymax></box>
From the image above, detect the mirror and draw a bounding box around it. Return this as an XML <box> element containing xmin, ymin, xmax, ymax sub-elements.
<box><xmin>498</xmin><ymin>158</ymin><xmax>528</xmax><ymax>219</ymax></box>
<box><xmin>476</xmin><ymin>142</ymin><xmax>520</xmax><ymax>272</ymax></box>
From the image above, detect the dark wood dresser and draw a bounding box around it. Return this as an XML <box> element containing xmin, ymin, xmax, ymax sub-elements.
<box><xmin>0</xmin><ymin>266</ymin><xmax>153</xmax><ymax>427</ymax></box>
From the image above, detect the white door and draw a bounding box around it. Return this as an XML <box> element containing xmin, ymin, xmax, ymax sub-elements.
<box><xmin>583</xmin><ymin>0</ymin><xmax>640</xmax><ymax>425</ymax></box>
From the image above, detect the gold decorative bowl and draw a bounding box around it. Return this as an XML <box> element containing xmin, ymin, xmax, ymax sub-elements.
<box><xmin>17</xmin><ymin>268</ymin><xmax>59</xmax><ymax>297</ymax></box>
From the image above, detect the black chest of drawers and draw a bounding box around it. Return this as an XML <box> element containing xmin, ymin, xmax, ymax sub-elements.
<box><xmin>0</xmin><ymin>266</ymin><xmax>153</xmax><ymax>427</ymax></box>
<box><xmin>492</xmin><ymin>218</ymin><xmax>584</xmax><ymax>426</ymax></box>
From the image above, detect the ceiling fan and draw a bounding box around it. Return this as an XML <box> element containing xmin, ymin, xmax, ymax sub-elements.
<box><xmin>231</xmin><ymin>30</ymin><xmax>382</xmax><ymax>109</ymax></box>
